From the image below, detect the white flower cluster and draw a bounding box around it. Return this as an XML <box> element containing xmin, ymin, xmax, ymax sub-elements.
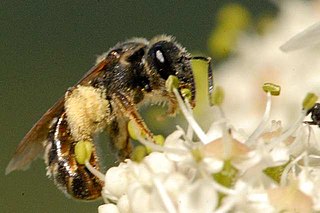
<box><xmin>100</xmin><ymin>129</ymin><xmax>222</xmax><ymax>213</ymax></box>
<box><xmin>93</xmin><ymin>1</ymin><xmax>320</xmax><ymax>212</ymax></box>
<box><xmin>96</xmin><ymin>85</ymin><xmax>320</xmax><ymax>213</ymax></box>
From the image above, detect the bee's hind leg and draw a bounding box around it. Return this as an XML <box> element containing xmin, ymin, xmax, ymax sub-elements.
<box><xmin>107</xmin><ymin>117</ymin><xmax>133</xmax><ymax>161</ymax></box>
<box><xmin>108</xmin><ymin>92</ymin><xmax>155</xmax><ymax>161</ymax></box>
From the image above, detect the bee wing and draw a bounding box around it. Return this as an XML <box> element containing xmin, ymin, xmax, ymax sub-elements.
<box><xmin>6</xmin><ymin>59</ymin><xmax>108</xmax><ymax>174</ymax></box>
<box><xmin>5</xmin><ymin>97</ymin><xmax>65</xmax><ymax>174</ymax></box>
<box><xmin>280</xmin><ymin>22</ymin><xmax>320</xmax><ymax>52</ymax></box>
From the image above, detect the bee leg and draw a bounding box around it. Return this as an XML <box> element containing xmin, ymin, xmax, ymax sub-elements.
<box><xmin>107</xmin><ymin>117</ymin><xmax>132</xmax><ymax>161</ymax></box>
<box><xmin>113</xmin><ymin>92</ymin><xmax>154</xmax><ymax>141</ymax></box>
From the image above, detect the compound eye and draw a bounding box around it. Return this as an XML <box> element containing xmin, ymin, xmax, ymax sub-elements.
<box><xmin>148</xmin><ymin>42</ymin><xmax>176</xmax><ymax>80</ymax></box>
<box><xmin>155</xmin><ymin>50</ymin><xmax>165</xmax><ymax>63</ymax></box>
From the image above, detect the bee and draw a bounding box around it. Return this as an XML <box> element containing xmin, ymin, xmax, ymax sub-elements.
<box><xmin>6</xmin><ymin>35</ymin><xmax>213</xmax><ymax>200</ymax></box>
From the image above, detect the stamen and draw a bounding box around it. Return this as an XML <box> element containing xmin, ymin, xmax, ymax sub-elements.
<box><xmin>246</xmin><ymin>92</ymin><xmax>272</xmax><ymax>146</ymax></box>
<box><xmin>128</xmin><ymin>118</ymin><xmax>169</xmax><ymax>153</ymax></box>
<box><xmin>210</xmin><ymin>86</ymin><xmax>225</xmax><ymax>106</ymax></box>
<box><xmin>75</xmin><ymin>140</ymin><xmax>105</xmax><ymax>181</ymax></box>
<box><xmin>222</xmin><ymin>127</ymin><xmax>232</xmax><ymax>158</ymax></box>
<box><xmin>74</xmin><ymin>140</ymin><xmax>93</xmax><ymax>165</ymax></box>
<box><xmin>128</xmin><ymin>120</ymin><xmax>145</xmax><ymax>140</ymax></box>
<box><xmin>181</xmin><ymin>88</ymin><xmax>192</xmax><ymax>101</ymax></box>
<box><xmin>183</xmin><ymin>98</ymin><xmax>195</xmax><ymax>141</ymax></box>
<box><xmin>173</xmin><ymin>88</ymin><xmax>210</xmax><ymax>144</ymax></box>
<box><xmin>136</xmin><ymin>128</ymin><xmax>189</xmax><ymax>155</ymax></box>
<box><xmin>302</xmin><ymin>92</ymin><xmax>318</xmax><ymax>111</ymax></box>
<box><xmin>280</xmin><ymin>152</ymin><xmax>306</xmax><ymax>186</ymax></box>
<box><xmin>186</xmin><ymin>123</ymin><xmax>194</xmax><ymax>141</ymax></box>
<box><xmin>275</xmin><ymin>92</ymin><xmax>319</xmax><ymax>151</ymax></box>
<box><xmin>262</xmin><ymin>83</ymin><xmax>281</xmax><ymax>96</ymax></box>
<box><xmin>153</xmin><ymin>178</ymin><xmax>177</xmax><ymax>213</ymax></box>
<box><xmin>154</xmin><ymin>135</ymin><xmax>165</xmax><ymax>146</ymax></box>
<box><xmin>166</xmin><ymin>75</ymin><xmax>179</xmax><ymax>92</ymax></box>
<box><xmin>131</xmin><ymin>145</ymin><xmax>148</xmax><ymax>162</ymax></box>
<box><xmin>85</xmin><ymin>161</ymin><xmax>105</xmax><ymax>182</ymax></box>
<box><xmin>247</xmin><ymin>83</ymin><xmax>281</xmax><ymax>147</ymax></box>
<box><xmin>267</xmin><ymin>110</ymin><xmax>306</xmax><ymax>150</ymax></box>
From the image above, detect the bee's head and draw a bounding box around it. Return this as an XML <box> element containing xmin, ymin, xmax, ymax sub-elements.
<box><xmin>146</xmin><ymin>35</ymin><xmax>195</xmax><ymax>106</ymax></box>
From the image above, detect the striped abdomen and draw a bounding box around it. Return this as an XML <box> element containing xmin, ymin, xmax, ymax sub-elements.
<box><xmin>45</xmin><ymin>112</ymin><xmax>103</xmax><ymax>200</ymax></box>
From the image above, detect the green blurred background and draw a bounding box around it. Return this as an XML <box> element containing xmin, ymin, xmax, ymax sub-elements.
<box><xmin>1</xmin><ymin>1</ymin><xmax>277</xmax><ymax>212</ymax></box>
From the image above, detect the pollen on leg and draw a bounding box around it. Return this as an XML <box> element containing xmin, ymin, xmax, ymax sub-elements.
<box><xmin>64</xmin><ymin>86</ymin><xmax>110</xmax><ymax>141</ymax></box>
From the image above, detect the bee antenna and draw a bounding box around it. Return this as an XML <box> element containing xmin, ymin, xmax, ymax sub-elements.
<box><xmin>191</xmin><ymin>56</ymin><xmax>214</xmax><ymax>105</ymax></box>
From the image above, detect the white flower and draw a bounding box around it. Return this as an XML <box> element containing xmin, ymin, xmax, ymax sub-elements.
<box><xmin>267</xmin><ymin>183</ymin><xmax>313</xmax><ymax>213</ymax></box>
<box><xmin>104</xmin><ymin>165</ymin><xmax>129</xmax><ymax>198</ymax></box>
<box><xmin>178</xmin><ymin>179</ymin><xmax>218</xmax><ymax>213</ymax></box>
<box><xmin>98</xmin><ymin>204</ymin><xmax>119</xmax><ymax>213</ymax></box>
